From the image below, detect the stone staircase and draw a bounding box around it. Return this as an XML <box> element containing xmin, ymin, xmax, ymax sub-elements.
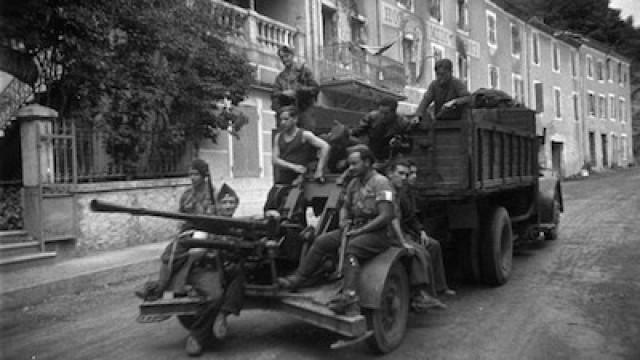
<box><xmin>0</xmin><ymin>230</ymin><xmax>57</xmax><ymax>271</ymax></box>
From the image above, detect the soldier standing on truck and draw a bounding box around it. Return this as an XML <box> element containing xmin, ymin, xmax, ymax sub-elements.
<box><xmin>413</xmin><ymin>58</ymin><xmax>471</xmax><ymax>121</ymax></box>
<box><xmin>386</xmin><ymin>160</ymin><xmax>453</xmax><ymax>312</ymax></box>
<box><xmin>271</xmin><ymin>45</ymin><xmax>320</xmax><ymax>131</ymax></box>
<box><xmin>278</xmin><ymin>145</ymin><xmax>398</xmax><ymax>316</ymax></box>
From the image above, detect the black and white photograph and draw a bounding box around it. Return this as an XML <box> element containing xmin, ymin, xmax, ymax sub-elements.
<box><xmin>1</xmin><ymin>0</ymin><xmax>639</xmax><ymax>359</ymax></box>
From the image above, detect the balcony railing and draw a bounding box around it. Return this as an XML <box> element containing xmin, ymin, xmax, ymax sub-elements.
<box><xmin>211</xmin><ymin>0</ymin><xmax>302</xmax><ymax>57</ymax></box>
<box><xmin>318</xmin><ymin>42</ymin><xmax>407</xmax><ymax>92</ymax></box>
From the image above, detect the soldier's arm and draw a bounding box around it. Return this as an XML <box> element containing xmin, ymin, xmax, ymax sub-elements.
<box><xmin>413</xmin><ymin>82</ymin><xmax>435</xmax><ymax>119</ymax></box>
<box><xmin>302</xmin><ymin>130</ymin><xmax>330</xmax><ymax>178</ymax></box>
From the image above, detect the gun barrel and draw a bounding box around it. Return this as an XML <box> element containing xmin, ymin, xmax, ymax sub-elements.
<box><xmin>90</xmin><ymin>199</ymin><xmax>276</xmax><ymax>237</ymax></box>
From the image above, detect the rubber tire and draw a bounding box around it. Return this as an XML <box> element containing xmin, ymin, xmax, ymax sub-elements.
<box><xmin>364</xmin><ymin>261</ymin><xmax>410</xmax><ymax>354</ymax></box>
<box><xmin>177</xmin><ymin>315</ymin><xmax>196</xmax><ymax>330</ymax></box>
<box><xmin>544</xmin><ymin>200</ymin><xmax>560</xmax><ymax>241</ymax></box>
<box><xmin>480</xmin><ymin>207</ymin><xmax>513</xmax><ymax>286</ymax></box>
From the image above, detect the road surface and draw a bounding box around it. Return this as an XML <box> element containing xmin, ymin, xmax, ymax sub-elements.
<box><xmin>2</xmin><ymin>168</ymin><xmax>639</xmax><ymax>360</ymax></box>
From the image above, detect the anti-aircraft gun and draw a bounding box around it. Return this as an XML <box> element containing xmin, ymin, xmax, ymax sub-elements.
<box><xmin>89</xmin><ymin>176</ymin><xmax>413</xmax><ymax>354</ymax></box>
<box><xmin>90</xmin><ymin>199</ymin><xmax>278</xmax><ymax>251</ymax></box>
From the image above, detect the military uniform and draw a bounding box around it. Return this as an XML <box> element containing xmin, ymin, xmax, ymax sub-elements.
<box><xmin>294</xmin><ymin>171</ymin><xmax>398</xmax><ymax>279</ymax></box>
<box><xmin>271</xmin><ymin>64</ymin><xmax>319</xmax><ymax>130</ymax></box>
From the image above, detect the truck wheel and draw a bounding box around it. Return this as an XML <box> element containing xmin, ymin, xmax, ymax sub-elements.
<box><xmin>480</xmin><ymin>206</ymin><xmax>513</xmax><ymax>286</ymax></box>
<box><xmin>177</xmin><ymin>315</ymin><xmax>196</xmax><ymax>329</ymax></box>
<box><xmin>364</xmin><ymin>261</ymin><xmax>409</xmax><ymax>354</ymax></box>
<box><xmin>544</xmin><ymin>200</ymin><xmax>560</xmax><ymax>241</ymax></box>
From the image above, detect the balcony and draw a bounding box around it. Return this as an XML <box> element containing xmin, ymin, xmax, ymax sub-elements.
<box><xmin>318</xmin><ymin>42</ymin><xmax>407</xmax><ymax>94</ymax></box>
<box><xmin>211</xmin><ymin>0</ymin><xmax>304</xmax><ymax>59</ymax></box>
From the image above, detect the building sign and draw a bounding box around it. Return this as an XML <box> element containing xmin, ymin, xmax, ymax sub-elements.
<box><xmin>381</xmin><ymin>2</ymin><xmax>401</xmax><ymax>27</ymax></box>
<box><xmin>427</xmin><ymin>22</ymin><xmax>454</xmax><ymax>48</ymax></box>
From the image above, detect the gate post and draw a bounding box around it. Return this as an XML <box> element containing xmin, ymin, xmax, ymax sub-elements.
<box><xmin>16</xmin><ymin>104</ymin><xmax>57</xmax><ymax>247</ymax></box>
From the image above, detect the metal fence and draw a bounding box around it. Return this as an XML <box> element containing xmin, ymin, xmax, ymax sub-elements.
<box><xmin>43</xmin><ymin>118</ymin><xmax>193</xmax><ymax>187</ymax></box>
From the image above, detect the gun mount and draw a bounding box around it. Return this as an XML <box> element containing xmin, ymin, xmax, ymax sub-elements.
<box><xmin>90</xmin><ymin>199</ymin><xmax>278</xmax><ymax>241</ymax></box>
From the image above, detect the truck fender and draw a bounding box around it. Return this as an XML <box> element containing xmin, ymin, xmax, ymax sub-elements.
<box><xmin>537</xmin><ymin>172</ymin><xmax>563</xmax><ymax>223</ymax></box>
<box><xmin>358</xmin><ymin>247</ymin><xmax>408</xmax><ymax>309</ymax></box>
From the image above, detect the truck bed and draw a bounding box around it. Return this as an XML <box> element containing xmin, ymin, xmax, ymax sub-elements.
<box><xmin>408</xmin><ymin>108</ymin><xmax>538</xmax><ymax>197</ymax></box>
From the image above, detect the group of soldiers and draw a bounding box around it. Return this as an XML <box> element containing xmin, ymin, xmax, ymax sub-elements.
<box><xmin>138</xmin><ymin>45</ymin><xmax>469</xmax><ymax>356</ymax></box>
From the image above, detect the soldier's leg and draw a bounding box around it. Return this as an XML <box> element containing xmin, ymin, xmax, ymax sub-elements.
<box><xmin>278</xmin><ymin>229</ymin><xmax>341</xmax><ymax>289</ymax></box>
<box><xmin>425</xmin><ymin>237</ymin><xmax>453</xmax><ymax>294</ymax></box>
<box><xmin>328</xmin><ymin>231</ymin><xmax>389</xmax><ymax>315</ymax></box>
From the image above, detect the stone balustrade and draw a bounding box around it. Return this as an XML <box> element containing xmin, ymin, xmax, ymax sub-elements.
<box><xmin>211</xmin><ymin>0</ymin><xmax>301</xmax><ymax>57</ymax></box>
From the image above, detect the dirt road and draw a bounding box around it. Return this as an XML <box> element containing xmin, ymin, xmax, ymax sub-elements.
<box><xmin>2</xmin><ymin>168</ymin><xmax>639</xmax><ymax>360</ymax></box>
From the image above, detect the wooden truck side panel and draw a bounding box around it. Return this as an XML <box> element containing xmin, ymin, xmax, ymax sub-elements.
<box><xmin>408</xmin><ymin>108</ymin><xmax>538</xmax><ymax>197</ymax></box>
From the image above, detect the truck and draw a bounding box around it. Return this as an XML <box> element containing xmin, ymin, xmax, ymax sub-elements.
<box><xmin>89</xmin><ymin>104</ymin><xmax>562</xmax><ymax>354</ymax></box>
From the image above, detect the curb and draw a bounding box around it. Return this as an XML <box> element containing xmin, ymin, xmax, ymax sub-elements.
<box><xmin>0</xmin><ymin>243</ymin><xmax>167</xmax><ymax>311</ymax></box>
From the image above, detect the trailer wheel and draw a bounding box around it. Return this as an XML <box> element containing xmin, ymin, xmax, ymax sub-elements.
<box><xmin>177</xmin><ymin>315</ymin><xmax>196</xmax><ymax>329</ymax></box>
<box><xmin>544</xmin><ymin>200</ymin><xmax>560</xmax><ymax>241</ymax></box>
<box><xmin>364</xmin><ymin>261</ymin><xmax>409</xmax><ymax>354</ymax></box>
<box><xmin>481</xmin><ymin>207</ymin><xmax>513</xmax><ymax>286</ymax></box>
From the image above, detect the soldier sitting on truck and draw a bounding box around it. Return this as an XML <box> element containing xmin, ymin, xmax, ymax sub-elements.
<box><xmin>135</xmin><ymin>159</ymin><xmax>216</xmax><ymax>302</ymax></box>
<box><xmin>265</xmin><ymin>105</ymin><xmax>330</xmax><ymax>219</ymax></box>
<box><xmin>278</xmin><ymin>145</ymin><xmax>398</xmax><ymax>316</ymax></box>
<box><xmin>184</xmin><ymin>183</ymin><xmax>245</xmax><ymax>356</ymax></box>
<box><xmin>386</xmin><ymin>159</ymin><xmax>453</xmax><ymax>312</ymax></box>
<box><xmin>412</xmin><ymin>58</ymin><xmax>471</xmax><ymax>122</ymax></box>
<box><xmin>350</xmin><ymin>98</ymin><xmax>416</xmax><ymax>163</ymax></box>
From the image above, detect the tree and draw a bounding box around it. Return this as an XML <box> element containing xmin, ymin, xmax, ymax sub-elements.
<box><xmin>1</xmin><ymin>0</ymin><xmax>254</xmax><ymax>173</ymax></box>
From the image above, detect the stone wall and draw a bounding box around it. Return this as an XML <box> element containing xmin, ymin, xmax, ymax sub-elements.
<box><xmin>68</xmin><ymin>177</ymin><xmax>271</xmax><ymax>256</ymax></box>
<box><xmin>73</xmin><ymin>178</ymin><xmax>189</xmax><ymax>255</ymax></box>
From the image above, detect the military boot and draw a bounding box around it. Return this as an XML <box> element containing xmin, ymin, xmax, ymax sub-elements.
<box><xmin>328</xmin><ymin>255</ymin><xmax>361</xmax><ymax>316</ymax></box>
<box><xmin>278</xmin><ymin>248</ymin><xmax>326</xmax><ymax>290</ymax></box>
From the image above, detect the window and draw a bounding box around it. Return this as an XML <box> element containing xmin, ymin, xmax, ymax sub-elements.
<box><xmin>553</xmin><ymin>87</ymin><xmax>562</xmax><ymax>119</ymax></box>
<box><xmin>350</xmin><ymin>17</ymin><xmax>364</xmax><ymax>44</ymax></box>
<box><xmin>430</xmin><ymin>0</ymin><xmax>442</xmax><ymax>23</ymax></box>
<box><xmin>322</xmin><ymin>5</ymin><xmax>338</xmax><ymax>47</ymax></box>
<box><xmin>598</xmin><ymin>94</ymin><xmax>606</xmax><ymax>119</ymax></box>
<box><xmin>552</xmin><ymin>43</ymin><xmax>560</xmax><ymax>72</ymax></box>
<box><xmin>619</xmin><ymin>98</ymin><xmax>625</xmax><ymax>122</ymax></box>
<box><xmin>487</xmin><ymin>11</ymin><xmax>497</xmax><ymax>47</ymax></box>
<box><xmin>489</xmin><ymin>65</ymin><xmax>499</xmax><ymax>89</ymax></box>
<box><xmin>618</xmin><ymin>62</ymin><xmax>623</xmax><ymax>84</ymax></box>
<box><xmin>609</xmin><ymin>94</ymin><xmax>616</xmax><ymax>121</ymax></box>
<box><xmin>457</xmin><ymin>53</ymin><xmax>469</xmax><ymax>89</ymax></box>
<box><xmin>622</xmin><ymin>66</ymin><xmax>628</xmax><ymax>86</ymax></box>
<box><xmin>533</xmin><ymin>81</ymin><xmax>544</xmax><ymax>112</ymax></box>
<box><xmin>571</xmin><ymin>51</ymin><xmax>577</xmax><ymax>77</ymax></box>
<box><xmin>572</xmin><ymin>93</ymin><xmax>579</xmax><ymax>121</ymax></box>
<box><xmin>586</xmin><ymin>55</ymin><xmax>593</xmax><ymax>79</ymax></box>
<box><xmin>512</xmin><ymin>73</ymin><xmax>524</xmax><ymax>104</ymax></box>
<box><xmin>511</xmin><ymin>23</ymin><xmax>521</xmax><ymax>57</ymax></box>
<box><xmin>431</xmin><ymin>43</ymin><xmax>444</xmax><ymax>80</ymax></box>
<box><xmin>606</xmin><ymin>59</ymin><xmax>612</xmax><ymax>82</ymax></box>
<box><xmin>457</xmin><ymin>0</ymin><xmax>469</xmax><ymax>31</ymax></box>
<box><xmin>403</xmin><ymin>38</ymin><xmax>416</xmax><ymax>82</ymax></box>
<box><xmin>597</xmin><ymin>60</ymin><xmax>603</xmax><ymax>81</ymax></box>
<box><xmin>588</xmin><ymin>92</ymin><xmax>596</xmax><ymax>117</ymax></box>
<box><xmin>621</xmin><ymin>135</ymin><xmax>628</xmax><ymax>161</ymax></box>
<box><xmin>397</xmin><ymin>0</ymin><xmax>413</xmax><ymax>11</ymax></box>
<box><xmin>532</xmin><ymin>32</ymin><xmax>540</xmax><ymax>65</ymax></box>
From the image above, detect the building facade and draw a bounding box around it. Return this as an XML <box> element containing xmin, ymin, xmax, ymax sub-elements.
<box><xmin>202</xmin><ymin>0</ymin><xmax>633</xmax><ymax>186</ymax></box>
